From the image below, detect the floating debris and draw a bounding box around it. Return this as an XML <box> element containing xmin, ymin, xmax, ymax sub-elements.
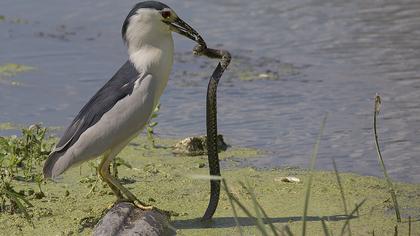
<box><xmin>275</xmin><ymin>176</ymin><xmax>301</xmax><ymax>183</ymax></box>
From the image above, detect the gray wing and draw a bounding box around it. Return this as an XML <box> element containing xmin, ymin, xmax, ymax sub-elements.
<box><xmin>43</xmin><ymin>61</ymin><xmax>140</xmax><ymax>177</ymax></box>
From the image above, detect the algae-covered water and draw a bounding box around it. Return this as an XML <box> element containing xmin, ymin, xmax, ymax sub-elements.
<box><xmin>0</xmin><ymin>137</ymin><xmax>419</xmax><ymax>235</ymax></box>
<box><xmin>1</xmin><ymin>0</ymin><xmax>420</xmax><ymax>183</ymax></box>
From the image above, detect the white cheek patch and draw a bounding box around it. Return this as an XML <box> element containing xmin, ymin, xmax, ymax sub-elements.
<box><xmin>125</xmin><ymin>9</ymin><xmax>163</xmax><ymax>45</ymax></box>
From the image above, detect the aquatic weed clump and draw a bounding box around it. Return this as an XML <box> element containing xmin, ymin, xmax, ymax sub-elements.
<box><xmin>0</xmin><ymin>124</ymin><xmax>52</xmax><ymax>219</ymax></box>
<box><xmin>0</xmin><ymin>124</ymin><xmax>52</xmax><ymax>181</ymax></box>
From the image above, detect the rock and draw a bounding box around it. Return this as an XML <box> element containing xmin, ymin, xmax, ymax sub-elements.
<box><xmin>172</xmin><ymin>135</ymin><xmax>228</xmax><ymax>156</ymax></box>
<box><xmin>93</xmin><ymin>202</ymin><xmax>174</xmax><ymax>236</ymax></box>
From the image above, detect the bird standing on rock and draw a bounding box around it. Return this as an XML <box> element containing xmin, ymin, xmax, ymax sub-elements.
<box><xmin>43</xmin><ymin>1</ymin><xmax>205</xmax><ymax>210</ymax></box>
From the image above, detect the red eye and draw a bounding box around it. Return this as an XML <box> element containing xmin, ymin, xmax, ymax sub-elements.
<box><xmin>161</xmin><ymin>11</ymin><xmax>171</xmax><ymax>19</ymax></box>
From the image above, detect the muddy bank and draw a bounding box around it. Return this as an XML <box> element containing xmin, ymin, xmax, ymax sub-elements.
<box><xmin>0</xmin><ymin>136</ymin><xmax>419</xmax><ymax>235</ymax></box>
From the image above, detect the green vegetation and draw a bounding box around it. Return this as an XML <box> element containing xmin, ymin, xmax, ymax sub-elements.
<box><xmin>0</xmin><ymin>64</ymin><xmax>33</xmax><ymax>78</ymax></box>
<box><xmin>302</xmin><ymin>114</ymin><xmax>327</xmax><ymax>236</ymax></box>
<box><xmin>373</xmin><ymin>94</ymin><xmax>401</xmax><ymax>223</ymax></box>
<box><xmin>0</xmin><ymin>132</ymin><xmax>417</xmax><ymax>235</ymax></box>
<box><xmin>0</xmin><ymin>123</ymin><xmax>20</xmax><ymax>131</ymax></box>
<box><xmin>0</xmin><ymin>16</ymin><xmax>29</xmax><ymax>24</ymax></box>
<box><xmin>0</xmin><ymin>63</ymin><xmax>34</xmax><ymax>85</ymax></box>
<box><xmin>146</xmin><ymin>103</ymin><xmax>161</xmax><ymax>148</ymax></box>
<box><xmin>0</xmin><ymin>124</ymin><xmax>53</xmax><ymax>224</ymax></box>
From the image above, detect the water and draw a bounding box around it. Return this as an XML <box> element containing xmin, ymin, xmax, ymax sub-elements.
<box><xmin>1</xmin><ymin>0</ymin><xmax>419</xmax><ymax>183</ymax></box>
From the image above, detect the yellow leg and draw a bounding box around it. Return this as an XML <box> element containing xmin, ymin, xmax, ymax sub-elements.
<box><xmin>98</xmin><ymin>154</ymin><xmax>123</xmax><ymax>199</ymax></box>
<box><xmin>99</xmin><ymin>153</ymin><xmax>152</xmax><ymax>211</ymax></box>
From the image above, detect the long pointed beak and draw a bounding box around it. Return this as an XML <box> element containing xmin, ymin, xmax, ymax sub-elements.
<box><xmin>166</xmin><ymin>17</ymin><xmax>206</xmax><ymax>46</ymax></box>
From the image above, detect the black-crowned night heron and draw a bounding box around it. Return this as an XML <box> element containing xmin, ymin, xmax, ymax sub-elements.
<box><xmin>43</xmin><ymin>1</ymin><xmax>204</xmax><ymax>210</ymax></box>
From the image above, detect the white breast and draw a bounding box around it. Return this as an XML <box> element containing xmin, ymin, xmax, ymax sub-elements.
<box><xmin>130</xmin><ymin>42</ymin><xmax>173</xmax><ymax>107</ymax></box>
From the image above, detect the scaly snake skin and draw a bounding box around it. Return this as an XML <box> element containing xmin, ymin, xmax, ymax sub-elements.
<box><xmin>193</xmin><ymin>43</ymin><xmax>231</xmax><ymax>221</ymax></box>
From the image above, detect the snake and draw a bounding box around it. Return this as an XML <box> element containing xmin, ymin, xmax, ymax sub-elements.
<box><xmin>193</xmin><ymin>42</ymin><xmax>231</xmax><ymax>221</ymax></box>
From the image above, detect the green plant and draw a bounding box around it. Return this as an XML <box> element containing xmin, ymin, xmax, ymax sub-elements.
<box><xmin>0</xmin><ymin>124</ymin><xmax>51</xmax><ymax>224</ymax></box>
<box><xmin>221</xmin><ymin>178</ymin><xmax>276</xmax><ymax>235</ymax></box>
<box><xmin>146</xmin><ymin>103</ymin><xmax>160</xmax><ymax>148</ymax></box>
<box><xmin>0</xmin><ymin>173</ymin><xmax>33</xmax><ymax>224</ymax></box>
<box><xmin>0</xmin><ymin>124</ymin><xmax>52</xmax><ymax>181</ymax></box>
<box><xmin>373</xmin><ymin>94</ymin><xmax>401</xmax><ymax>222</ymax></box>
<box><xmin>82</xmin><ymin>157</ymin><xmax>132</xmax><ymax>197</ymax></box>
<box><xmin>332</xmin><ymin>157</ymin><xmax>352</xmax><ymax>236</ymax></box>
<box><xmin>302</xmin><ymin>114</ymin><xmax>327</xmax><ymax>236</ymax></box>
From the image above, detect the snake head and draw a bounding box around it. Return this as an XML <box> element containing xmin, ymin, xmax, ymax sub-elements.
<box><xmin>193</xmin><ymin>44</ymin><xmax>207</xmax><ymax>56</ymax></box>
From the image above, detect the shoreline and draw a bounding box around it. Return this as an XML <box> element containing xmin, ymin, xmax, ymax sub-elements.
<box><xmin>0</xmin><ymin>136</ymin><xmax>419</xmax><ymax>235</ymax></box>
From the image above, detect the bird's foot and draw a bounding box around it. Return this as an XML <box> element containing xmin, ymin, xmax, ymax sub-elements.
<box><xmin>132</xmin><ymin>200</ymin><xmax>176</xmax><ymax>218</ymax></box>
<box><xmin>132</xmin><ymin>201</ymin><xmax>173</xmax><ymax>218</ymax></box>
<box><xmin>112</xmin><ymin>197</ymin><xmax>152</xmax><ymax>210</ymax></box>
<box><xmin>134</xmin><ymin>202</ymin><xmax>154</xmax><ymax>211</ymax></box>
<box><xmin>112</xmin><ymin>198</ymin><xmax>175</xmax><ymax>218</ymax></box>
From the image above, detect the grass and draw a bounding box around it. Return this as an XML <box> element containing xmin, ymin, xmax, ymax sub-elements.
<box><xmin>302</xmin><ymin>114</ymin><xmax>327</xmax><ymax>236</ymax></box>
<box><xmin>221</xmin><ymin>178</ymin><xmax>269</xmax><ymax>235</ymax></box>
<box><xmin>373</xmin><ymin>94</ymin><xmax>401</xmax><ymax>223</ymax></box>
<box><xmin>320</xmin><ymin>219</ymin><xmax>332</xmax><ymax>236</ymax></box>
<box><xmin>332</xmin><ymin>156</ymin><xmax>351</xmax><ymax>236</ymax></box>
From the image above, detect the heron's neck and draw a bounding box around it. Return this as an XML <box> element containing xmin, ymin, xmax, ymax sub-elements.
<box><xmin>128</xmin><ymin>35</ymin><xmax>174</xmax><ymax>105</ymax></box>
<box><xmin>128</xmin><ymin>35</ymin><xmax>174</xmax><ymax>73</ymax></box>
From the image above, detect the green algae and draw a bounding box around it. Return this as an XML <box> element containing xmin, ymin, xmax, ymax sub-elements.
<box><xmin>0</xmin><ymin>123</ymin><xmax>20</xmax><ymax>131</ymax></box>
<box><xmin>0</xmin><ymin>64</ymin><xmax>33</xmax><ymax>77</ymax></box>
<box><xmin>0</xmin><ymin>64</ymin><xmax>34</xmax><ymax>85</ymax></box>
<box><xmin>0</xmin><ymin>16</ymin><xmax>29</xmax><ymax>24</ymax></box>
<box><xmin>0</xmin><ymin>123</ymin><xmax>61</xmax><ymax>133</ymax></box>
<box><xmin>0</xmin><ymin>136</ymin><xmax>419</xmax><ymax>235</ymax></box>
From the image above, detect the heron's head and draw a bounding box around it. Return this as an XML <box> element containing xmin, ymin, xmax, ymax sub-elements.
<box><xmin>122</xmin><ymin>1</ymin><xmax>204</xmax><ymax>49</ymax></box>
